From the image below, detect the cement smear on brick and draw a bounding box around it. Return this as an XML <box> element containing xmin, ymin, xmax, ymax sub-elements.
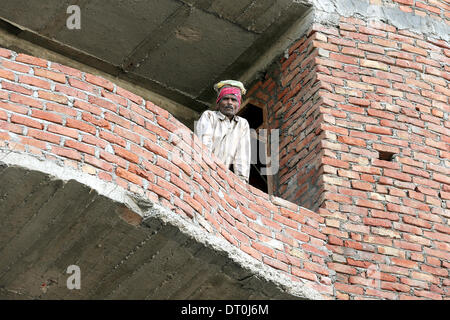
<box><xmin>297</xmin><ymin>0</ymin><xmax>449</xmax><ymax>41</ymax></box>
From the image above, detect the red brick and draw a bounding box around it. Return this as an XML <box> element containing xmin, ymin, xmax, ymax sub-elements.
<box><xmin>31</xmin><ymin>110</ymin><xmax>63</xmax><ymax>124</ymax></box>
<box><xmin>113</xmin><ymin>145</ymin><xmax>139</xmax><ymax>164</ymax></box>
<box><xmin>51</xmin><ymin>145</ymin><xmax>82</xmax><ymax>161</ymax></box>
<box><xmin>0</xmin><ymin>48</ymin><xmax>12</xmax><ymax>58</ymax></box>
<box><xmin>390</xmin><ymin>257</ymin><xmax>419</xmax><ymax>269</ymax></box>
<box><xmin>144</xmin><ymin>140</ymin><xmax>169</xmax><ymax>158</ymax></box>
<box><xmin>263</xmin><ymin>256</ymin><xmax>289</xmax><ymax>272</ymax></box>
<box><xmin>335</xmin><ymin>283</ymin><xmax>364</xmax><ymax>295</ymax></box>
<box><xmin>101</xmin><ymin>90</ymin><xmax>127</xmax><ymax>107</ymax></box>
<box><xmin>66</xmin><ymin>118</ymin><xmax>96</xmax><ymax>135</ymax></box>
<box><xmin>1</xmin><ymin>60</ymin><xmax>31</xmax><ymax>73</ymax></box>
<box><xmin>328</xmin><ymin>262</ymin><xmax>357</xmax><ymax>275</ymax></box>
<box><xmin>81</xmin><ymin>112</ymin><xmax>110</xmax><ymax>129</ymax></box>
<box><xmin>68</xmin><ymin>78</ymin><xmax>96</xmax><ymax>93</ymax></box>
<box><xmin>84</xmin><ymin>154</ymin><xmax>113</xmax><ymax>172</ymax></box>
<box><xmin>98</xmin><ymin>130</ymin><xmax>126</xmax><ymax>147</ymax></box>
<box><xmin>146</xmin><ymin>101</ymin><xmax>169</xmax><ymax>119</ymax></box>
<box><xmin>356</xmin><ymin>199</ymin><xmax>384</xmax><ymax>210</ymax></box>
<box><xmin>73</xmin><ymin>100</ymin><xmax>101</xmax><ymax>115</ymax></box>
<box><xmin>2</xmin><ymin>81</ymin><xmax>33</xmax><ymax>95</ymax></box>
<box><xmin>47</xmin><ymin>124</ymin><xmax>78</xmax><ymax>139</ymax></box>
<box><xmin>38</xmin><ymin>91</ymin><xmax>68</xmax><ymax>104</ymax></box>
<box><xmin>433</xmin><ymin>173</ymin><xmax>450</xmax><ymax>185</ymax></box>
<box><xmin>0</xmin><ymin>101</ymin><xmax>28</xmax><ymax>115</ymax></box>
<box><xmin>85</xmin><ymin>73</ymin><xmax>114</xmax><ymax>91</ymax></box>
<box><xmin>251</xmin><ymin>242</ymin><xmax>276</xmax><ymax>258</ymax></box>
<box><xmin>421</xmin><ymin>265</ymin><xmax>448</xmax><ymax>277</ymax></box>
<box><xmin>349</xmin><ymin>276</ymin><xmax>379</xmax><ymax>288</ymax></box>
<box><xmin>46</xmin><ymin>102</ymin><xmax>78</xmax><ymax>117</ymax></box>
<box><xmin>114</xmin><ymin>126</ymin><xmax>140</xmax><ymax>144</ymax></box>
<box><xmin>400</xmin><ymin>277</ymin><xmax>428</xmax><ymax>289</ymax></box>
<box><xmin>414</xmin><ymin>290</ymin><xmax>442</xmax><ymax>300</ymax></box>
<box><xmin>383</xmin><ymin>169</ymin><xmax>411</xmax><ymax>182</ymax></box>
<box><xmin>0</xmin><ymin>69</ymin><xmax>15</xmax><ymax>81</ymax></box>
<box><xmin>363</xmin><ymin>217</ymin><xmax>392</xmax><ymax>228</ymax></box>
<box><xmin>18</xmin><ymin>75</ymin><xmax>51</xmax><ymax>90</ymax></box>
<box><xmin>34</xmin><ymin>68</ymin><xmax>66</xmax><ymax>83</ymax></box>
<box><xmin>0</xmin><ymin>109</ymin><xmax>7</xmax><ymax>120</ymax></box>
<box><xmin>81</xmin><ymin>134</ymin><xmax>108</xmax><ymax>149</ymax></box>
<box><xmin>64</xmin><ymin>139</ymin><xmax>95</xmax><ymax>155</ymax></box>
<box><xmin>321</xmin><ymin>156</ymin><xmax>349</xmax><ymax>169</ymax></box>
<box><xmin>116</xmin><ymin>167</ymin><xmax>142</xmax><ymax>186</ymax></box>
<box><xmin>10</xmin><ymin>114</ymin><xmax>43</xmax><ymax>129</ymax></box>
<box><xmin>292</xmin><ymin>268</ymin><xmax>317</xmax><ymax>282</ymax></box>
<box><xmin>424</xmin><ymin>245</ymin><xmax>450</xmax><ymax>260</ymax></box>
<box><xmin>116</xmin><ymin>86</ymin><xmax>143</xmax><ymax>105</ymax></box>
<box><xmin>403</xmin><ymin>216</ymin><xmax>432</xmax><ymax>229</ymax></box>
<box><xmin>330</xmin><ymin>53</ymin><xmax>358</xmax><ymax>65</ymax></box>
<box><xmin>337</xmin><ymin>135</ymin><xmax>366</xmax><ymax>147</ymax></box>
<box><xmin>341</xmin><ymin>46</ymin><xmax>367</xmax><ymax>58</ymax></box>
<box><xmin>51</xmin><ymin>63</ymin><xmax>83</xmax><ymax>78</ymax></box>
<box><xmin>351</xmin><ymin>180</ymin><xmax>373</xmax><ymax>191</ymax></box>
<box><xmin>365</xmin><ymin>125</ymin><xmax>393</xmax><ymax>135</ymax></box>
<box><xmin>89</xmin><ymin>96</ymin><xmax>117</xmax><ymax>112</ymax></box>
<box><xmin>16</xmin><ymin>53</ymin><xmax>48</xmax><ymax>67</ymax></box>
<box><xmin>20</xmin><ymin>136</ymin><xmax>46</xmax><ymax>149</ymax></box>
<box><xmin>240</xmin><ymin>244</ymin><xmax>263</xmax><ymax>261</ymax></box>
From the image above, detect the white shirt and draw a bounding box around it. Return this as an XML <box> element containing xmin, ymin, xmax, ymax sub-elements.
<box><xmin>195</xmin><ymin>110</ymin><xmax>251</xmax><ymax>182</ymax></box>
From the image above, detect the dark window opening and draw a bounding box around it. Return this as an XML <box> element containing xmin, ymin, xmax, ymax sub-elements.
<box><xmin>238</xmin><ymin>103</ymin><xmax>264</xmax><ymax>129</ymax></box>
<box><xmin>236</xmin><ymin>99</ymin><xmax>273</xmax><ymax>194</ymax></box>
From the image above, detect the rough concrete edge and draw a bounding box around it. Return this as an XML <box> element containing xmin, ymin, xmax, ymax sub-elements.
<box><xmin>309</xmin><ymin>0</ymin><xmax>450</xmax><ymax>42</ymax></box>
<box><xmin>0</xmin><ymin>149</ymin><xmax>324</xmax><ymax>300</ymax></box>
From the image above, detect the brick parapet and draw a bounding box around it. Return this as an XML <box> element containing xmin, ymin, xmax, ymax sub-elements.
<box><xmin>0</xmin><ymin>48</ymin><xmax>335</xmax><ymax>298</ymax></box>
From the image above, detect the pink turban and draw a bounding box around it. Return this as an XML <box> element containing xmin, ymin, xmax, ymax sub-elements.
<box><xmin>216</xmin><ymin>86</ymin><xmax>242</xmax><ymax>108</ymax></box>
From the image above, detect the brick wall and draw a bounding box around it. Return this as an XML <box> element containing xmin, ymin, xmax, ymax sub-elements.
<box><xmin>0</xmin><ymin>47</ymin><xmax>336</xmax><ymax>298</ymax></box>
<box><xmin>246</xmin><ymin>6</ymin><xmax>449</xmax><ymax>299</ymax></box>
<box><xmin>0</xmin><ymin>0</ymin><xmax>449</xmax><ymax>299</ymax></box>
<box><xmin>313</xmin><ymin>18</ymin><xmax>449</xmax><ymax>299</ymax></box>
<box><xmin>247</xmin><ymin>29</ymin><xmax>326</xmax><ymax>212</ymax></box>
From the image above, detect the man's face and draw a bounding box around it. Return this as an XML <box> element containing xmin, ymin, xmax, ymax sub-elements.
<box><xmin>218</xmin><ymin>94</ymin><xmax>239</xmax><ymax>119</ymax></box>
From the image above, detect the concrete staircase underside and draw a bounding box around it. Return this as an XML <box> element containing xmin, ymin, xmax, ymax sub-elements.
<box><xmin>0</xmin><ymin>163</ymin><xmax>301</xmax><ymax>300</ymax></box>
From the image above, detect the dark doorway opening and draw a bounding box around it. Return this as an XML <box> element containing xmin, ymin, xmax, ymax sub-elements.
<box><xmin>236</xmin><ymin>100</ymin><xmax>272</xmax><ymax>194</ymax></box>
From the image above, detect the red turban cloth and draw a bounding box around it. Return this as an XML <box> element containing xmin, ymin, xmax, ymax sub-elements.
<box><xmin>216</xmin><ymin>86</ymin><xmax>242</xmax><ymax>108</ymax></box>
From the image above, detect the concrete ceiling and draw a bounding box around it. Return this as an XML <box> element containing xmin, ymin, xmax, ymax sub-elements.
<box><xmin>0</xmin><ymin>0</ymin><xmax>310</xmax><ymax>113</ymax></box>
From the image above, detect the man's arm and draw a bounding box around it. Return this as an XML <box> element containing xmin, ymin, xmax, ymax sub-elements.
<box><xmin>233</xmin><ymin>119</ymin><xmax>251</xmax><ymax>183</ymax></box>
<box><xmin>195</xmin><ymin>111</ymin><xmax>214</xmax><ymax>151</ymax></box>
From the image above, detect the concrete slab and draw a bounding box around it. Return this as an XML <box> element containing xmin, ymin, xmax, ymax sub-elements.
<box><xmin>53</xmin><ymin>0</ymin><xmax>183</xmax><ymax>66</ymax></box>
<box><xmin>0</xmin><ymin>0</ymin><xmax>311</xmax><ymax>113</ymax></box>
<box><xmin>0</xmin><ymin>151</ymin><xmax>321</xmax><ymax>299</ymax></box>
<box><xmin>137</xmin><ymin>7</ymin><xmax>257</xmax><ymax>97</ymax></box>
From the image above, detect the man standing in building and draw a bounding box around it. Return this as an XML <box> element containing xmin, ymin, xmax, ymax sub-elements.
<box><xmin>195</xmin><ymin>80</ymin><xmax>251</xmax><ymax>183</ymax></box>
